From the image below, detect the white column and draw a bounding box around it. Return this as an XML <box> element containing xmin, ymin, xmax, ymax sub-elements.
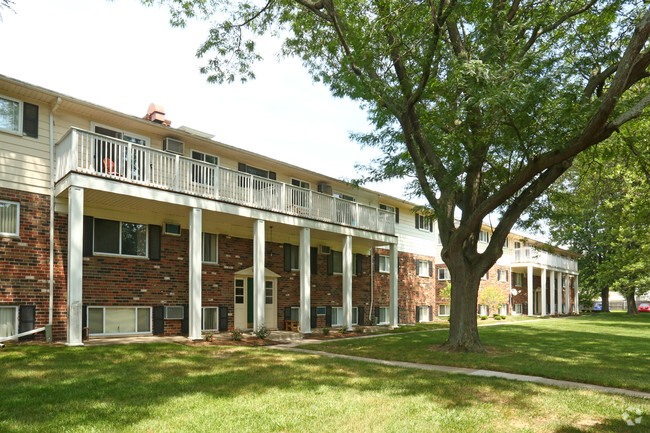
<box><xmin>564</xmin><ymin>274</ymin><xmax>570</xmax><ymax>314</ymax></box>
<box><xmin>574</xmin><ymin>275</ymin><xmax>579</xmax><ymax>313</ymax></box>
<box><xmin>188</xmin><ymin>208</ymin><xmax>202</xmax><ymax>340</ymax></box>
<box><xmin>253</xmin><ymin>220</ymin><xmax>265</xmax><ymax>331</ymax></box>
<box><xmin>541</xmin><ymin>268</ymin><xmax>547</xmax><ymax>316</ymax></box>
<box><xmin>66</xmin><ymin>186</ymin><xmax>84</xmax><ymax>346</ymax></box>
<box><xmin>299</xmin><ymin>228</ymin><xmax>311</xmax><ymax>334</ymax></box>
<box><xmin>389</xmin><ymin>243</ymin><xmax>398</xmax><ymax>328</ymax></box>
<box><xmin>549</xmin><ymin>270</ymin><xmax>556</xmax><ymax>315</ymax></box>
<box><xmin>556</xmin><ymin>272</ymin><xmax>563</xmax><ymax>314</ymax></box>
<box><xmin>527</xmin><ymin>265</ymin><xmax>534</xmax><ymax>316</ymax></box>
<box><xmin>342</xmin><ymin>235</ymin><xmax>353</xmax><ymax>331</ymax></box>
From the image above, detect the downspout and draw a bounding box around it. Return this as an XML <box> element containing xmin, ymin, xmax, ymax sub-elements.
<box><xmin>49</xmin><ymin>97</ymin><xmax>62</xmax><ymax>325</ymax></box>
<box><xmin>369</xmin><ymin>247</ymin><xmax>374</xmax><ymax>323</ymax></box>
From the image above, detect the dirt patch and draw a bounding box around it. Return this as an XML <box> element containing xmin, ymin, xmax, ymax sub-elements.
<box><xmin>308</xmin><ymin>331</ymin><xmax>368</xmax><ymax>340</ymax></box>
<box><xmin>178</xmin><ymin>338</ymin><xmax>285</xmax><ymax>347</ymax></box>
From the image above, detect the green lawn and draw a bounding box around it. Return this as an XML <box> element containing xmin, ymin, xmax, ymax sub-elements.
<box><xmin>0</xmin><ymin>343</ymin><xmax>648</xmax><ymax>432</ymax></box>
<box><xmin>303</xmin><ymin>312</ymin><xmax>650</xmax><ymax>392</ymax></box>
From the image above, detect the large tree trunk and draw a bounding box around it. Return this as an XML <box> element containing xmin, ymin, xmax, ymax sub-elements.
<box><xmin>626</xmin><ymin>292</ymin><xmax>638</xmax><ymax>315</ymax></box>
<box><xmin>600</xmin><ymin>287</ymin><xmax>610</xmax><ymax>311</ymax></box>
<box><xmin>441</xmin><ymin>253</ymin><xmax>485</xmax><ymax>352</ymax></box>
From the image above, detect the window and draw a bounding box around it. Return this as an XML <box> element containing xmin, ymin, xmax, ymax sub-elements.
<box><xmin>0</xmin><ymin>95</ymin><xmax>21</xmax><ymax>134</ymax></box>
<box><xmin>377</xmin><ymin>307</ymin><xmax>389</xmax><ymax>325</ymax></box>
<box><xmin>514</xmin><ymin>304</ymin><xmax>523</xmax><ymax>314</ymax></box>
<box><xmin>439</xmin><ymin>304</ymin><xmax>450</xmax><ymax>317</ymax></box>
<box><xmin>334</xmin><ymin>192</ymin><xmax>355</xmax><ymax>202</ymax></box>
<box><xmin>93</xmin><ymin>124</ymin><xmax>149</xmax><ymax>179</ymax></box>
<box><xmin>379</xmin><ymin>204</ymin><xmax>399</xmax><ymax>223</ymax></box>
<box><xmin>289</xmin><ymin>306</ymin><xmax>299</xmax><ymax>321</ymax></box>
<box><xmin>514</xmin><ymin>241</ymin><xmax>522</xmax><ymax>249</ymax></box>
<box><xmin>378</xmin><ymin>255</ymin><xmax>390</xmax><ymax>273</ymax></box>
<box><xmin>286</xmin><ymin>244</ymin><xmax>299</xmax><ymax>270</ymax></box>
<box><xmin>499</xmin><ymin>305</ymin><xmax>508</xmax><ymax>316</ymax></box>
<box><xmin>503</xmin><ymin>238</ymin><xmax>509</xmax><ymax>249</ymax></box>
<box><xmin>265</xmin><ymin>281</ymin><xmax>273</xmax><ymax>304</ymax></box>
<box><xmin>415</xmin><ymin>213</ymin><xmax>433</xmax><ymax>231</ymax></box>
<box><xmin>497</xmin><ymin>269</ymin><xmax>508</xmax><ymax>282</ymax></box>
<box><xmin>238</xmin><ymin>162</ymin><xmax>275</xmax><ymax>179</ymax></box>
<box><xmin>165</xmin><ymin>306</ymin><xmax>184</xmax><ymax>320</ymax></box>
<box><xmin>94</xmin><ymin>218</ymin><xmax>147</xmax><ymax>257</ymax></box>
<box><xmin>202</xmin><ymin>233</ymin><xmax>218</xmax><ymax>263</ymax></box>
<box><xmin>290</xmin><ymin>179</ymin><xmax>310</xmax><ymax>208</ymax></box>
<box><xmin>164</xmin><ymin>223</ymin><xmax>181</xmax><ymax>235</ymax></box>
<box><xmin>479</xmin><ymin>230</ymin><xmax>491</xmax><ymax>243</ymax></box>
<box><xmin>482</xmin><ymin>272</ymin><xmax>488</xmax><ymax>280</ymax></box>
<box><xmin>235</xmin><ymin>279</ymin><xmax>245</xmax><ymax>304</ymax></box>
<box><xmin>478</xmin><ymin>305</ymin><xmax>489</xmax><ymax>316</ymax></box>
<box><xmin>417</xmin><ymin>260</ymin><xmax>430</xmax><ymax>277</ymax></box>
<box><xmin>191</xmin><ymin>150</ymin><xmax>218</xmax><ymax>185</ymax></box>
<box><xmin>0</xmin><ymin>200</ymin><xmax>19</xmax><ymax>236</ymax></box>
<box><xmin>437</xmin><ymin>268</ymin><xmax>450</xmax><ymax>280</ymax></box>
<box><xmin>87</xmin><ymin>307</ymin><xmax>151</xmax><ymax>335</ymax></box>
<box><xmin>332</xmin><ymin>307</ymin><xmax>358</xmax><ymax>326</ymax></box>
<box><xmin>202</xmin><ymin>307</ymin><xmax>218</xmax><ymax>331</ymax></box>
<box><xmin>332</xmin><ymin>250</ymin><xmax>343</xmax><ymax>274</ymax></box>
<box><xmin>513</xmin><ymin>272</ymin><xmax>523</xmax><ymax>286</ymax></box>
<box><xmin>317</xmin><ymin>307</ymin><xmax>326</xmax><ymax>315</ymax></box>
<box><xmin>291</xmin><ymin>178</ymin><xmax>310</xmax><ymax>189</ymax></box>
<box><xmin>417</xmin><ymin>306</ymin><xmax>429</xmax><ymax>322</ymax></box>
<box><xmin>0</xmin><ymin>306</ymin><xmax>17</xmax><ymax>338</ymax></box>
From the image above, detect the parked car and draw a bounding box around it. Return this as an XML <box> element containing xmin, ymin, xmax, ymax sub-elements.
<box><xmin>638</xmin><ymin>303</ymin><xmax>650</xmax><ymax>313</ymax></box>
<box><xmin>593</xmin><ymin>303</ymin><xmax>610</xmax><ymax>312</ymax></box>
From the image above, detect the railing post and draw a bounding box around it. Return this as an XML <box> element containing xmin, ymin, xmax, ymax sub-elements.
<box><xmin>280</xmin><ymin>183</ymin><xmax>286</xmax><ymax>213</ymax></box>
<box><xmin>214</xmin><ymin>166</ymin><xmax>219</xmax><ymax>199</ymax></box>
<box><xmin>126</xmin><ymin>143</ymin><xmax>132</xmax><ymax>181</ymax></box>
<box><xmin>376</xmin><ymin>208</ymin><xmax>380</xmax><ymax>231</ymax></box>
<box><xmin>174</xmin><ymin>155</ymin><xmax>180</xmax><ymax>191</ymax></box>
<box><xmin>70</xmin><ymin>129</ymin><xmax>79</xmax><ymax>173</ymax></box>
<box><xmin>248</xmin><ymin>174</ymin><xmax>254</xmax><ymax>204</ymax></box>
<box><xmin>309</xmin><ymin>191</ymin><xmax>313</xmax><ymax>218</ymax></box>
<box><xmin>332</xmin><ymin>198</ymin><xmax>337</xmax><ymax>223</ymax></box>
<box><xmin>355</xmin><ymin>203</ymin><xmax>359</xmax><ymax>226</ymax></box>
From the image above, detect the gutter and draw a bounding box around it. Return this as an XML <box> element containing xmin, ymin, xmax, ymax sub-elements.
<box><xmin>49</xmin><ymin>97</ymin><xmax>62</xmax><ymax>326</ymax></box>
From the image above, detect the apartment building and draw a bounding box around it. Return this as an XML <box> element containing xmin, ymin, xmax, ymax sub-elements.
<box><xmin>0</xmin><ymin>75</ymin><xmax>579</xmax><ymax>345</ymax></box>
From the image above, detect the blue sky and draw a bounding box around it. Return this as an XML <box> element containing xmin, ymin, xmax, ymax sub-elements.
<box><xmin>0</xmin><ymin>0</ymin><xmax>416</xmax><ymax>201</ymax></box>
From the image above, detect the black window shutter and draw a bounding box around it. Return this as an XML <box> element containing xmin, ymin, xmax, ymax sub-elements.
<box><xmin>238</xmin><ymin>162</ymin><xmax>247</xmax><ymax>172</ymax></box>
<box><xmin>415</xmin><ymin>214</ymin><xmax>419</xmax><ymax>229</ymax></box>
<box><xmin>19</xmin><ymin>305</ymin><xmax>36</xmax><ymax>334</ymax></box>
<box><xmin>327</xmin><ymin>253</ymin><xmax>333</xmax><ymax>275</ymax></box>
<box><xmin>506</xmin><ymin>270</ymin><xmax>509</xmax><ymax>282</ymax></box>
<box><xmin>428</xmin><ymin>305</ymin><xmax>433</xmax><ymax>320</ymax></box>
<box><xmin>153</xmin><ymin>306</ymin><xmax>165</xmax><ymax>334</ymax></box>
<box><xmin>284</xmin><ymin>306</ymin><xmax>292</xmax><ymax>322</ymax></box>
<box><xmin>429</xmin><ymin>261</ymin><xmax>433</xmax><ymax>277</ymax></box>
<box><xmin>181</xmin><ymin>305</ymin><xmax>189</xmax><ymax>335</ymax></box>
<box><xmin>22</xmin><ymin>102</ymin><xmax>39</xmax><ymax>138</ymax></box>
<box><xmin>325</xmin><ymin>306</ymin><xmax>332</xmax><ymax>326</ymax></box>
<box><xmin>374</xmin><ymin>253</ymin><xmax>379</xmax><ymax>272</ymax></box>
<box><xmin>82</xmin><ymin>304</ymin><xmax>88</xmax><ymax>330</ymax></box>
<box><xmin>219</xmin><ymin>305</ymin><xmax>228</xmax><ymax>331</ymax></box>
<box><xmin>149</xmin><ymin>225</ymin><xmax>162</xmax><ymax>261</ymax></box>
<box><xmin>284</xmin><ymin>243</ymin><xmax>292</xmax><ymax>272</ymax></box>
<box><xmin>375</xmin><ymin>306</ymin><xmax>380</xmax><ymax>324</ymax></box>
<box><xmin>429</xmin><ymin>220</ymin><xmax>433</xmax><ymax>232</ymax></box>
<box><xmin>395</xmin><ymin>208</ymin><xmax>399</xmax><ymax>223</ymax></box>
<box><xmin>310</xmin><ymin>307</ymin><xmax>317</xmax><ymax>328</ymax></box>
<box><xmin>268</xmin><ymin>171</ymin><xmax>277</xmax><ymax>180</ymax></box>
<box><xmin>83</xmin><ymin>216</ymin><xmax>94</xmax><ymax>257</ymax></box>
<box><xmin>415</xmin><ymin>306</ymin><xmax>420</xmax><ymax>322</ymax></box>
<box><xmin>310</xmin><ymin>247</ymin><xmax>318</xmax><ymax>274</ymax></box>
<box><xmin>355</xmin><ymin>254</ymin><xmax>363</xmax><ymax>276</ymax></box>
<box><xmin>357</xmin><ymin>307</ymin><xmax>364</xmax><ymax>326</ymax></box>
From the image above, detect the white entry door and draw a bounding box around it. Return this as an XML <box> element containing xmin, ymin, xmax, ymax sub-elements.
<box><xmin>234</xmin><ymin>277</ymin><xmax>277</xmax><ymax>330</ymax></box>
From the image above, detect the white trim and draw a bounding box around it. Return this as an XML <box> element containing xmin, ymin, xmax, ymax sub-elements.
<box><xmin>165</xmin><ymin>306</ymin><xmax>184</xmax><ymax>320</ymax></box>
<box><xmin>437</xmin><ymin>268</ymin><xmax>450</xmax><ymax>280</ymax></box>
<box><xmin>0</xmin><ymin>199</ymin><xmax>20</xmax><ymax>237</ymax></box>
<box><xmin>377</xmin><ymin>306</ymin><xmax>389</xmax><ymax>325</ymax></box>
<box><xmin>0</xmin><ymin>94</ymin><xmax>23</xmax><ymax>136</ymax></box>
<box><xmin>0</xmin><ymin>306</ymin><xmax>18</xmax><ymax>339</ymax></box>
<box><xmin>417</xmin><ymin>306</ymin><xmax>429</xmax><ymax>322</ymax></box>
<box><xmin>291</xmin><ymin>178</ymin><xmax>310</xmax><ymax>189</ymax></box>
<box><xmin>202</xmin><ymin>232</ymin><xmax>219</xmax><ymax>264</ymax></box>
<box><xmin>164</xmin><ymin>223</ymin><xmax>182</xmax><ymax>236</ymax></box>
<box><xmin>190</xmin><ymin>149</ymin><xmax>219</xmax><ymax>166</ymax></box>
<box><xmin>201</xmin><ymin>306</ymin><xmax>219</xmax><ymax>331</ymax></box>
<box><xmin>90</xmin><ymin>121</ymin><xmax>150</xmax><ymax>147</ymax></box>
<box><xmin>93</xmin><ymin>218</ymin><xmax>149</xmax><ymax>258</ymax></box>
<box><xmin>332</xmin><ymin>306</ymin><xmax>358</xmax><ymax>326</ymax></box>
<box><xmin>417</xmin><ymin>260</ymin><xmax>429</xmax><ymax>277</ymax></box>
<box><xmin>87</xmin><ymin>306</ymin><xmax>152</xmax><ymax>336</ymax></box>
<box><xmin>378</xmin><ymin>254</ymin><xmax>390</xmax><ymax>273</ymax></box>
<box><xmin>438</xmin><ymin>304</ymin><xmax>450</xmax><ymax>317</ymax></box>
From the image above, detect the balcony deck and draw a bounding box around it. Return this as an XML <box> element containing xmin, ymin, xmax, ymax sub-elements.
<box><xmin>55</xmin><ymin>128</ymin><xmax>395</xmax><ymax>235</ymax></box>
<box><xmin>512</xmin><ymin>247</ymin><xmax>578</xmax><ymax>273</ymax></box>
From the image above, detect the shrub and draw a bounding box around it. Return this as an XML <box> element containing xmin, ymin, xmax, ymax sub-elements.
<box><xmin>480</xmin><ymin>316</ymin><xmax>488</xmax><ymax>320</ymax></box>
<box><xmin>322</xmin><ymin>328</ymin><xmax>330</xmax><ymax>336</ymax></box>
<box><xmin>494</xmin><ymin>315</ymin><xmax>502</xmax><ymax>320</ymax></box>
<box><xmin>339</xmin><ymin>327</ymin><xmax>348</xmax><ymax>334</ymax></box>
<box><xmin>254</xmin><ymin>325</ymin><xmax>270</xmax><ymax>340</ymax></box>
<box><xmin>205</xmin><ymin>331</ymin><xmax>216</xmax><ymax>342</ymax></box>
<box><xmin>354</xmin><ymin>326</ymin><xmax>364</xmax><ymax>334</ymax></box>
<box><xmin>231</xmin><ymin>328</ymin><xmax>243</xmax><ymax>341</ymax></box>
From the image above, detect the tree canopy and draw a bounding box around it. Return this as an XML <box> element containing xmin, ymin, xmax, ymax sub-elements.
<box><xmin>148</xmin><ymin>0</ymin><xmax>650</xmax><ymax>351</ymax></box>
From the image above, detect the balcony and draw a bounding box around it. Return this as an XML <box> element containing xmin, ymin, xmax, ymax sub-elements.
<box><xmin>513</xmin><ymin>247</ymin><xmax>578</xmax><ymax>272</ymax></box>
<box><xmin>55</xmin><ymin>128</ymin><xmax>395</xmax><ymax>235</ymax></box>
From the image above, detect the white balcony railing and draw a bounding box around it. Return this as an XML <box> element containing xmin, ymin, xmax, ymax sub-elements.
<box><xmin>55</xmin><ymin>128</ymin><xmax>395</xmax><ymax>235</ymax></box>
<box><xmin>513</xmin><ymin>247</ymin><xmax>578</xmax><ymax>272</ymax></box>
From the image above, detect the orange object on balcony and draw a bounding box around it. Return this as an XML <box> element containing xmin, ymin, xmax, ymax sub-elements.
<box><xmin>102</xmin><ymin>158</ymin><xmax>119</xmax><ymax>176</ymax></box>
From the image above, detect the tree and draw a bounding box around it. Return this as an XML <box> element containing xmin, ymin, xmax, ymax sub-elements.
<box><xmin>545</xmin><ymin>118</ymin><xmax>650</xmax><ymax>314</ymax></box>
<box><xmin>478</xmin><ymin>286</ymin><xmax>509</xmax><ymax>316</ymax></box>
<box><xmin>148</xmin><ymin>0</ymin><xmax>650</xmax><ymax>351</ymax></box>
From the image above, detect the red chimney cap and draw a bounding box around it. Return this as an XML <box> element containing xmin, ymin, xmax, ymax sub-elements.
<box><xmin>144</xmin><ymin>103</ymin><xmax>171</xmax><ymax>126</ymax></box>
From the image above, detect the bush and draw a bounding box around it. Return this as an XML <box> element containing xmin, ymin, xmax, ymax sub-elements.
<box><xmin>254</xmin><ymin>325</ymin><xmax>270</xmax><ymax>340</ymax></box>
<box><xmin>231</xmin><ymin>328</ymin><xmax>243</xmax><ymax>341</ymax></box>
<box><xmin>480</xmin><ymin>316</ymin><xmax>488</xmax><ymax>320</ymax></box>
<box><xmin>204</xmin><ymin>331</ymin><xmax>216</xmax><ymax>342</ymax></box>
<box><xmin>354</xmin><ymin>326</ymin><xmax>364</xmax><ymax>334</ymax></box>
<box><xmin>494</xmin><ymin>315</ymin><xmax>502</xmax><ymax>320</ymax></box>
<box><xmin>339</xmin><ymin>327</ymin><xmax>348</xmax><ymax>334</ymax></box>
<box><xmin>322</xmin><ymin>328</ymin><xmax>330</xmax><ymax>336</ymax></box>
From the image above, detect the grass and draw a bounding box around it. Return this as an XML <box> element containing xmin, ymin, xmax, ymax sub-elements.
<box><xmin>302</xmin><ymin>312</ymin><xmax>650</xmax><ymax>393</ymax></box>
<box><xmin>380</xmin><ymin>314</ymin><xmax>537</xmax><ymax>334</ymax></box>
<box><xmin>0</xmin><ymin>343</ymin><xmax>648</xmax><ymax>432</ymax></box>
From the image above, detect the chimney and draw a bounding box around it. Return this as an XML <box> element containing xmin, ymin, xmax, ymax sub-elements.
<box><xmin>144</xmin><ymin>103</ymin><xmax>171</xmax><ymax>126</ymax></box>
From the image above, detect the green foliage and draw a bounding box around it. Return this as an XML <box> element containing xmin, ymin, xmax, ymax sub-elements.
<box><xmin>322</xmin><ymin>327</ymin><xmax>330</xmax><ymax>336</ymax></box>
<box><xmin>480</xmin><ymin>316</ymin><xmax>488</xmax><ymax>321</ymax></box>
<box><xmin>254</xmin><ymin>325</ymin><xmax>270</xmax><ymax>340</ymax></box>
<box><xmin>478</xmin><ymin>286</ymin><xmax>509</xmax><ymax>317</ymax></box>
<box><xmin>438</xmin><ymin>282</ymin><xmax>452</xmax><ymax>303</ymax></box>
<box><xmin>231</xmin><ymin>328</ymin><xmax>243</xmax><ymax>341</ymax></box>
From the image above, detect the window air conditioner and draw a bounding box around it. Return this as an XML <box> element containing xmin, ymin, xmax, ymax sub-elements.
<box><xmin>317</xmin><ymin>182</ymin><xmax>332</xmax><ymax>195</ymax></box>
<box><xmin>163</xmin><ymin>137</ymin><xmax>185</xmax><ymax>155</ymax></box>
<box><xmin>319</xmin><ymin>245</ymin><xmax>331</xmax><ymax>255</ymax></box>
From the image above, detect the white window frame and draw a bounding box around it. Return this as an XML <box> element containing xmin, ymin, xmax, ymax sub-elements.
<box><xmin>93</xmin><ymin>218</ymin><xmax>148</xmax><ymax>258</ymax></box>
<box><xmin>234</xmin><ymin>279</ymin><xmax>245</xmax><ymax>304</ymax></box>
<box><xmin>0</xmin><ymin>199</ymin><xmax>20</xmax><ymax>237</ymax></box>
<box><xmin>265</xmin><ymin>281</ymin><xmax>274</xmax><ymax>305</ymax></box>
<box><xmin>438</xmin><ymin>304</ymin><xmax>450</xmax><ymax>317</ymax></box>
<box><xmin>378</xmin><ymin>255</ymin><xmax>390</xmax><ymax>273</ymax></box>
<box><xmin>0</xmin><ymin>95</ymin><xmax>22</xmax><ymax>136</ymax></box>
<box><xmin>291</xmin><ymin>178</ymin><xmax>310</xmax><ymax>189</ymax></box>
<box><xmin>437</xmin><ymin>268</ymin><xmax>450</xmax><ymax>280</ymax></box>
<box><xmin>87</xmin><ymin>306</ymin><xmax>152</xmax><ymax>336</ymax></box>
<box><xmin>498</xmin><ymin>269</ymin><xmax>508</xmax><ymax>282</ymax></box>
<box><xmin>0</xmin><ymin>306</ymin><xmax>18</xmax><ymax>338</ymax></box>
<box><xmin>332</xmin><ymin>250</ymin><xmax>343</xmax><ymax>274</ymax></box>
<box><xmin>479</xmin><ymin>230</ymin><xmax>491</xmax><ymax>243</ymax></box>
<box><xmin>164</xmin><ymin>223</ymin><xmax>181</xmax><ymax>236</ymax></box>
<box><xmin>202</xmin><ymin>232</ymin><xmax>219</xmax><ymax>264</ymax></box>
<box><xmin>514</xmin><ymin>304</ymin><xmax>523</xmax><ymax>314</ymax></box>
<box><xmin>191</xmin><ymin>149</ymin><xmax>219</xmax><ymax>166</ymax></box>
<box><xmin>331</xmin><ymin>307</ymin><xmax>358</xmax><ymax>326</ymax></box>
<box><xmin>333</xmin><ymin>192</ymin><xmax>355</xmax><ymax>202</ymax></box>
<box><xmin>379</xmin><ymin>204</ymin><xmax>398</xmax><ymax>223</ymax></box>
<box><xmin>317</xmin><ymin>306</ymin><xmax>326</xmax><ymax>315</ymax></box>
<box><xmin>165</xmin><ymin>306</ymin><xmax>184</xmax><ymax>320</ymax></box>
<box><xmin>513</xmin><ymin>272</ymin><xmax>523</xmax><ymax>286</ymax></box>
<box><xmin>91</xmin><ymin>122</ymin><xmax>151</xmax><ymax>147</ymax></box>
<box><xmin>289</xmin><ymin>306</ymin><xmax>300</xmax><ymax>321</ymax></box>
<box><xmin>499</xmin><ymin>305</ymin><xmax>508</xmax><ymax>316</ymax></box>
<box><xmin>202</xmin><ymin>307</ymin><xmax>219</xmax><ymax>331</ymax></box>
<box><xmin>482</xmin><ymin>272</ymin><xmax>488</xmax><ymax>280</ymax></box>
<box><xmin>478</xmin><ymin>305</ymin><xmax>489</xmax><ymax>316</ymax></box>
<box><xmin>417</xmin><ymin>260</ymin><xmax>429</xmax><ymax>277</ymax></box>
<box><xmin>416</xmin><ymin>214</ymin><xmax>432</xmax><ymax>232</ymax></box>
<box><xmin>377</xmin><ymin>307</ymin><xmax>389</xmax><ymax>325</ymax></box>
<box><xmin>287</xmin><ymin>244</ymin><xmax>300</xmax><ymax>271</ymax></box>
<box><xmin>417</xmin><ymin>306</ymin><xmax>429</xmax><ymax>322</ymax></box>
<box><xmin>503</xmin><ymin>238</ymin><xmax>509</xmax><ymax>249</ymax></box>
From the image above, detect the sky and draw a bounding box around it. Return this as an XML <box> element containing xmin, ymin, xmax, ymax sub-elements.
<box><xmin>0</xmin><ymin>0</ymin><xmax>417</xmax><ymax>202</ymax></box>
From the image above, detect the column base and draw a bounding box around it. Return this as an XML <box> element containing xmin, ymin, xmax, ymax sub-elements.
<box><xmin>65</xmin><ymin>342</ymin><xmax>84</xmax><ymax>347</ymax></box>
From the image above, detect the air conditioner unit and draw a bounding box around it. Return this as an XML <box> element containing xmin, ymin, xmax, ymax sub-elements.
<box><xmin>317</xmin><ymin>182</ymin><xmax>332</xmax><ymax>195</ymax></box>
<box><xmin>163</xmin><ymin>137</ymin><xmax>184</xmax><ymax>155</ymax></box>
<box><xmin>319</xmin><ymin>245</ymin><xmax>331</xmax><ymax>255</ymax></box>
